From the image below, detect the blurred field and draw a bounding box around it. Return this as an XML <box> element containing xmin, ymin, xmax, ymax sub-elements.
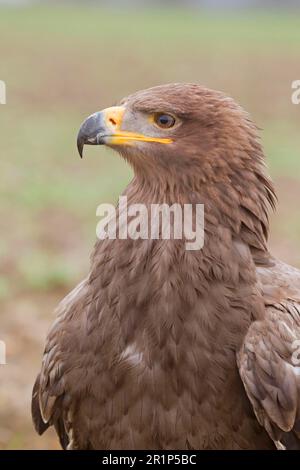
<box><xmin>0</xmin><ymin>5</ymin><xmax>300</xmax><ymax>449</ymax></box>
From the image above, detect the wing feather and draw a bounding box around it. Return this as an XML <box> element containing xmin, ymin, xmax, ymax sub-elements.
<box><xmin>31</xmin><ymin>279</ymin><xmax>89</xmax><ymax>449</ymax></box>
<box><xmin>238</xmin><ymin>259</ymin><xmax>300</xmax><ymax>448</ymax></box>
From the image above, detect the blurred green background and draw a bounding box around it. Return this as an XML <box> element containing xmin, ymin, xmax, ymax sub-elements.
<box><xmin>0</xmin><ymin>3</ymin><xmax>300</xmax><ymax>449</ymax></box>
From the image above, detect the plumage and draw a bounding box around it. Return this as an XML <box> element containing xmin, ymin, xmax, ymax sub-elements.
<box><xmin>32</xmin><ymin>83</ymin><xmax>300</xmax><ymax>449</ymax></box>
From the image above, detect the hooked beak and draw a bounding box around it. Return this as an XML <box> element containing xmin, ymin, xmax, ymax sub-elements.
<box><xmin>77</xmin><ymin>109</ymin><xmax>110</xmax><ymax>158</ymax></box>
<box><xmin>77</xmin><ymin>106</ymin><xmax>172</xmax><ymax>158</ymax></box>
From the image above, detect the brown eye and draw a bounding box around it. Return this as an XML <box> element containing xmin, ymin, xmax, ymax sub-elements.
<box><xmin>154</xmin><ymin>113</ymin><xmax>176</xmax><ymax>129</ymax></box>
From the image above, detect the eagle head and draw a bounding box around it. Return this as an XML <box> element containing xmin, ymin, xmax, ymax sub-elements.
<box><xmin>77</xmin><ymin>83</ymin><xmax>266</xmax><ymax>181</ymax></box>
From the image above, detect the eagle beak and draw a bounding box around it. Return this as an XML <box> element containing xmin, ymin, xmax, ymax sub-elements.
<box><xmin>77</xmin><ymin>105</ymin><xmax>172</xmax><ymax>158</ymax></box>
<box><xmin>77</xmin><ymin>109</ymin><xmax>114</xmax><ymax>158</ymax></box>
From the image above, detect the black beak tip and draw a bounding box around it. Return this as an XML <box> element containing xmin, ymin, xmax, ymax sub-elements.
<box><xmin>77</xmin><ymin>112</ymin><xmax>104</xmax><ymax>158</ymax></box>
<box><xmin>77</xmin><ymin>135</ymin><xmax>84</xmax><ymax>159</ymax></box>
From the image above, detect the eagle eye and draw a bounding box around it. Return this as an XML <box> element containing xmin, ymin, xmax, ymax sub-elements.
<box><xmin>153</xmin><ymin>113</ymin><xmax>176</xmax><ymax>129</ymax></box>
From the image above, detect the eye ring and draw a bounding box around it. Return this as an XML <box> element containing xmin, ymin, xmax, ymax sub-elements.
<box><xmin>153</xmin><ymin>113</ymin><xmax>176</xmax><ymax>129</ymax></box>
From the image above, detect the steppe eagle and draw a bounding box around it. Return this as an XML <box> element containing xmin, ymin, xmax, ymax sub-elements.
<box><xmin>32</xmin><ymin>83</ymin><xmax>300</xmax><ymax>449</ymax></box>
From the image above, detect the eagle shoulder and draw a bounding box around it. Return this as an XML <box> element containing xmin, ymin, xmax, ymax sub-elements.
<box><xmin>237</xmin><ymin>259</ymin><xmax>300</xmax><ymax>449</ymax></box>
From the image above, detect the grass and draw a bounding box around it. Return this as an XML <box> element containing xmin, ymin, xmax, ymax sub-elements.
<box><xmin>0</xmin><ymin>6</ymin><xmax>300</xmax><ymax>49</ymax></box>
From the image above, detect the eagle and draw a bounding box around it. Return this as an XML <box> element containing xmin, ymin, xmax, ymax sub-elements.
<box><xmin>32</xmin><ymin>83</ymin><xmax>300</xmax><ymax>450</ymax></box>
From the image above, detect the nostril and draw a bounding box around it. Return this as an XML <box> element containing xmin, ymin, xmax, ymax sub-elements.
<box><xmin>109</xmin><ymin>117</ymin><xmax>117</xmax><ymax>126</ymax></box>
